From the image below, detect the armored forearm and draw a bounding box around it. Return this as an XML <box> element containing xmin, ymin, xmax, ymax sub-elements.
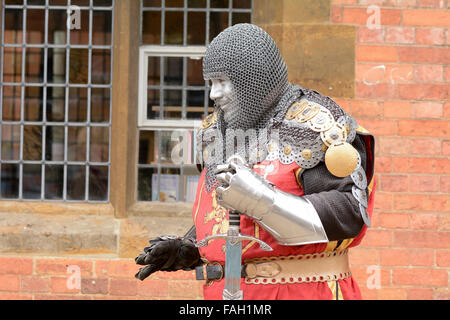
<box><xmin>215</xmin><ymin>163</ymin><xmax>328</xmax><ymax>246</ymax></box>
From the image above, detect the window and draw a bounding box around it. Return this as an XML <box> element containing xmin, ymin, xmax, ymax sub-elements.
<box><xmin>137</xmin><ymin>0</ymin><xmax>252</xmax><ymax>203</ymax></box>
<box><xmin>0</xmin><ymin>0</ymin><xmax>114</xmax><ymax>202</ymax></box>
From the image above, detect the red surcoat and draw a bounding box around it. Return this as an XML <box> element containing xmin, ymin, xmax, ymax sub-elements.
<box><xmin>192</xmin><ymin>132</ymin><xmax>375</xmax><ymax>300</ymax></box>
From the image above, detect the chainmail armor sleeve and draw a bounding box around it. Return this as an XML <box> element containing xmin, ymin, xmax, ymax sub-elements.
<box><xmin>299</xmin><ymin>134</ymin><xmax>368</xmax><ymax>241</ymax></box>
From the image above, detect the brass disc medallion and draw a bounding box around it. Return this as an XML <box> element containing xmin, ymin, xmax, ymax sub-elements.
<box><xmin>307</xmin><ymin>108</ymin><xmax>334</xmax><ymax>132</ymax></box>
<box><xmin>295</xmin><ymin>102</ymin><xmax>320</xmax><ymax>123</ymax></box>
<box><xmin>320</xmin><ymin>122</ymin><xmax>348</xmax><ymax>147</ymax></box>
<box><xmin>324</xmin><ymin>142</ymin><xmax>359</xmax><ymax>177</ymax></box>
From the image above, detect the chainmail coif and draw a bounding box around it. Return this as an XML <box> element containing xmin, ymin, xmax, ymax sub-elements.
<box><xmin>203</xmin><ymin>23</ymin><xmax>289</xmax><ymax>131</ymax></box>
<box><xmin>201</xmin><ymin>24</ymin><xmax>303</xmax><ymax>191</ymax></box>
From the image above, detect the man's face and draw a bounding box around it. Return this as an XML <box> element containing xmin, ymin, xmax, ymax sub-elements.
<box><xmin>209</xmin><ymin>76</ymin><xmax>237</xmax><ymax>123</ymax></box>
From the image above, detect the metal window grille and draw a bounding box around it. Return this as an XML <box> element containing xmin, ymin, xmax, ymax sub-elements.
<box><xmin>137</xmin><ymin>0</ymin><xmax>252</xmax><ymax>203</ymax></box>
<box><xmin>0</xmin><ymin>0</ymin><xmax>114</xmax><ymax>202</ymax></box>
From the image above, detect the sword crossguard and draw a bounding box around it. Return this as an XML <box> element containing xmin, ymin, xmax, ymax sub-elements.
<box><xmin>196</xmin><ymin>233</ymin><xmax>273</xmax><ymax>251</ymax></box>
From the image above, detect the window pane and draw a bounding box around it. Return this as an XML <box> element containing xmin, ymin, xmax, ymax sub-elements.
<box><xmin>67</xmin><ymin>165</ymin><xmax>86</xmax><ymax>200</ymax></box>
<box><xmin>2</xmin><ymin>86</ymin><xmax>21</xmax><ymax>121</ymax></box>
<box><xmin>1</xmin><ymin>164</ymin><xmax>19</xmax><ymax>199</ymax></box>
<box><xmin>1</xmin><ymin>125</ymin><xmax>20</xmax><ymax>161</ymax></box>
<box><xmin>23</xmin><ymin>125</ymin><xmax>43</xmax><ymax>161</ymax></box>
<box><xmin>69</xmin><ymin>49</ymin><xmax>89</xmax><ymax>84</ymax></box>
<box><xmin>25</xmin><ymin>48</ymin><xmax>44</xmax><ymax>83</ymax></box>
<box><xmin>165</xmin><ymin>11</ymin><xmax>183</xmax><ymax>45</ymax></box>
<box><xmin>4</xmin><ymin>9</ymin><xmax>23</xmax><ymax>44</ymax></box>
<box><xmin>232</xmin><ymin>12</ymin><xmax>251</xmax><ymax>26</ymax></box>
<box><xmin>46</xmin><ymin>86</ymin><xmax>65</xmax><ymax>122</ymax></box>
<box><xmin>91</xmin><ymin>88</ymin><xmax>110</xmax><ymax>123</ymax></box>
<box><xmin>5</xmin><ymin>0</ymin><xmax>24</xmax><ymax>5</ymax></box>
<box><xmin>24</xmin><ymin>86</ymin><xmax>43</xmax><ymax>122</ymax></box>
<box><xmin>72</xmin><ymin>0</ymin><xmax>90</xmax><ymax>5</ymax></box>
<box><xmin>92</xmin><ymin>49</ymin><xmax>111</xmax><ymax>84</ymax></box>
<box><xmin>45</xmin><ymin>165</ymin><xmax>63</xmax><ymax>200</ymax></box>
<box><xmin>184</xmin><ymin>173</ymin><xmax>199</xmax><ymax>202</ymax></box>
<box><xmin>137</xmin><ymin>167</ymin><xmax>156</xmax><ymax>201</ymax></box>
<box><xmin>188</xmin><ymin>0</ymin><xmax>205</xmax><ymax>8</ymax></box>
<box><xmin>93</xmin><ymin>0</ymin><xmax>113</xmax><ymax>6</ymax></box>
<box><xmin>147</xmin><ymin>89</ymin><xmax>160</xmax><ymax>119</ymax></box>
<box><xmin>68</xmin><ymin>127</ymin><xmax>87</xmax><ymax>162</ymax></box>
<box><xmin>89</xmin><ymin>165</ymin><xmax>108</xmax><ymax>201</ymax></box>
<box><xmin>157</xmin><ymin>130</ymin><xmax>191</xmax><ymax>165</ymax></box>
<box><xmin>70</xmin><ymin>10</ymin><xmax>90</xmax><ymax>45</ymax></box>
<box><xmin>90</xmin><ymin>126</ymin><xmax>109</xmax><ymax>163</ymax></box>
<box><xmin>49</xmin><ymin>0</ymin><xmax>67</xmax><ymax>5</ymax></box>
<box><xmin>233</xmin><ymin>0</ymin><xmax>251</xmax><ymax>8</ymax></box>
<box><xmin>3</xmin><ymin>47</ymin><xmax>22</xmax><ymax>83</ymax></box>
<box><xmin>157</xmin><ymin>169</ymin><xmax>180</xmax><ymax>202</ymax></box>
<box><xmin>23</xmin><ymin>164</ymin><xmax>42</xmax><ymax>200</ymax></box>
<box><xmin>142</xmin><ymin>11</ymin><xmax>161</xmax><ymax>45</ymax></box>
<box><xmin>139</xmin><ymin>130</ymin><xmax>196</xmax><ymax>166</ymax></box>
<box><xmin>163</xmin><ymin>89</ymin><xmax>182</xmax><ymax>119</ymax></box>
<box><xmin>187</xmin><ymin>58</ymin><xmax>204</xmax><ymax>86</ymax></box>
<box><xmin>45</xmin><ymin>126</ymin><xmax>64</xmax><ymax>161</ymax></box>
<box><xmin>68</xmin><ymin>87</ymin><xmax>87</xmax><ymax>122</ymax></box>
<box><xmin>164</xmin><ymin>57</ymin><xmax>183</xmax><ymax>86</ymax></box>
<box><xmin>187</xmin><ymin>90</ymin><xmax>205</xmax><ymax>119</ymax></box>
<box><xmin>211</xmin><ymin>0</ymin><xmax>229</xmax><ymax>8</ymax></box>
<box><xmin>92</xmin><ymin>10</ymin><xmax>112</xmax><ymax>45</ymax></box>
<box><xmin>187</xmin><ymin>12</ymin><xmax>206</xmax><ymax>45</ymax></box>
<box><xmin>67</xmin><ymin>165</ymin><xmax>85</xmax><ymax>200</ymax></box>
<box><xmin>48</xmin><ymin>48</ymin><xmax>67</xmax><ymax>84</ymax></box>
<box><xmin>166</xmin><ymin>0</ymin><xmax>184</xmax><ymax>7</ymax></box>
<box><xmin>28</xmin><ymin>0</ymin><xmax>45</xmax><ymax>5</ymax></box>
<box><xmin>26</xmin><ymin>10</ymin><xmax>45</xmax><ymax>44</ymax></box>
<box><xmin>140</xmin><ymin>169</ymin><xmax>182</xmax><ymax>202</ymax></box>
<box><xmin>139</xmin><ymin>130</ymin><xmax>157</xmax><ymax>165</ymax></box>
<box><xmin>148</xmin><ymin>56</ymin><xmax>161</xmax><ymax>86</ymax></box>
<box><xmin>143</xmin><ymin>0</ymin><xmax>161</xmax><ymax>6</ymax></box>
<box><xmin>210</xmin><ymin>12</ymin><xmax>229</xmax><ymax>41</ymax></box>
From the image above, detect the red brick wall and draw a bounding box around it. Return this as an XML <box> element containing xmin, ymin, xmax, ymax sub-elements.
<box><xmin>0</xmin><ymin>256</ymin><xmax>202</xmax><ymax>300</ymax></box>
<box><xmin>331</xmin><ymin>0</ymin><xmax>449</xmax><ymax>300</ymax></box>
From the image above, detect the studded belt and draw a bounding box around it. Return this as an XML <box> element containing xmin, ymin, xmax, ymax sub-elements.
<box><xmin>195</xmin><ymin>249</ymin><xmax>351</xmax><ymax>285</ymax></box>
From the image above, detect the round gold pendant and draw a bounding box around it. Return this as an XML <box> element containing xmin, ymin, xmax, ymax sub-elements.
<box><xmin>324</xmin><ymin>142</ymin><xmax>359</xmax><ymax>177</ymax></box>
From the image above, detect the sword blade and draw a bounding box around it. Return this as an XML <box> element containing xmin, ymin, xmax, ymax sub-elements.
<box><xmin>223</xmin><ymin>211</ymin><xmax>243</xmax><ymax>300</ymax></box>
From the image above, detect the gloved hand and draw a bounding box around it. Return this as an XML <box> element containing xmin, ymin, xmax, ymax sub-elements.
<box><xmin>134</xmin><ymin>236</ymin><xmax>202</xmax><ymax>281</ymax></box>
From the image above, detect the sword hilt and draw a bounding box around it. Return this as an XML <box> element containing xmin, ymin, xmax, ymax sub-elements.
<box><xmin>196</xmin><ymin>211</ymin><xmax>273</xmax><ymax>252</ymax></box>
<box><xmin>228</xmin><ymin>210</ymin><xmax>241</xmax><ymax>231</ymax></box>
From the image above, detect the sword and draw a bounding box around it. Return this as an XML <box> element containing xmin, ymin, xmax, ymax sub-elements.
<box><xmin>197</xmin><ymin>210</ymin><xmax>272</xmax><ymax>300</ymax></box>
<box><xmin>196</xmin><ymin>156</ymin><xmax>272</xmax><ymax>300</ymax></box>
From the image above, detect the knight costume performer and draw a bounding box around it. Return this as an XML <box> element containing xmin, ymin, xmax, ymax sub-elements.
<box><xmin>135</xmin><ymin>24</ymin><xmax>376</xmax><ymax>300</ymax></box>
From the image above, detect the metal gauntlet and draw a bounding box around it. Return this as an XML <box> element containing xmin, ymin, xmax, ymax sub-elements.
<box><xmin>215</xmin><ymin>163</ymin><xmax>328</xmax><ymax>246</ymax></box>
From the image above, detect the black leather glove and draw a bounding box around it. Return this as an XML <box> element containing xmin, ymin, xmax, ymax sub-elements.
<box><xmin>134</xmin><ymin>235</ymin><xmax>202</xmax><ymax>281</ymax></box>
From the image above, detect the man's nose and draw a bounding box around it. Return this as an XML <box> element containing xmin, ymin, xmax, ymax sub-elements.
<box><xmin>209</xmin><ymin>83</ymin><xmax>222</xmax><ymax>101</ymax></box>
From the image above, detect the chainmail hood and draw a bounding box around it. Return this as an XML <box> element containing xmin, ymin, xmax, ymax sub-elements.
<box><xmin>203</xmin><ymin>23</ymin><xmax>289</xmax><ymax>130</ymax></box>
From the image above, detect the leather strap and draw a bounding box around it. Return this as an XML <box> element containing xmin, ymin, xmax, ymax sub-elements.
<box><xmin>195</xmin><ymin>250</ymin><xmax>351</xmax><ymax>284</ymax></box>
